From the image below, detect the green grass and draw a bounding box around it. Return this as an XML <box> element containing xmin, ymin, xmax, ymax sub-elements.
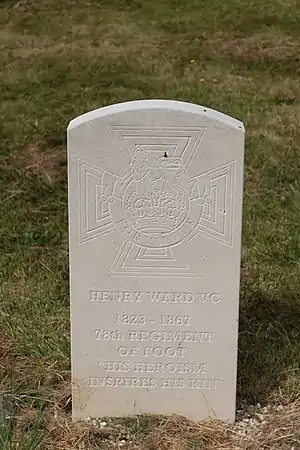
<box><xmin>1</xmin><ymin>0</ymin><xmax>300</xmax><ymax>448</ymax></box>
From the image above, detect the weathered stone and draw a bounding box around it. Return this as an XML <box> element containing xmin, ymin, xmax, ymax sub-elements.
<box><xmin>68</xmin><ymin>100</ymin><xmax>245</xmax><ymax>422</ymax></box>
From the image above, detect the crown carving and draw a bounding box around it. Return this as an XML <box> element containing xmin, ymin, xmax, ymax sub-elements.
<box><xmin>125</xmin><ymin>189</ymin><xmax>185</xmax><ymax>232</ymax></box>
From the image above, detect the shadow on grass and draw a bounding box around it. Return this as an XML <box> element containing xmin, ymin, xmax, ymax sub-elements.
<box><xmin>237</xmin><ymin>291</ymin><xmax>300</xmax><ymax>405</ymax></box>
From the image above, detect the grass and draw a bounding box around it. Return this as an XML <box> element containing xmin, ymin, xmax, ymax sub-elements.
<box><xmin>1</xmin><ymin>0</ymin><xmax>300</xmax><ymax>447</ymax></box>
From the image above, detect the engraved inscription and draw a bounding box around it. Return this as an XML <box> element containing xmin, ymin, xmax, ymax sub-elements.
<box><xmin>159</xmin><ymin>315</ymin><xmax>191</xmax><ymax>326</ymax></box>
<box><xmin>116</xmin><ymin>345</ymin><xmax>188</xmax><ymax>358</ymax></box>
<box><xmin>107</xmin><ymin>129</ymin><xmax>207</xmax><ymax>255</ymax></box>
<box><xmin>188</xmin><ymin>378</ymin><xmax>224</xmax><ymax>389</ymax></box>
<box><xmin>114</xmin><ymin>314</ymin><xmax>146</xmax><ymax>325</ymax></box>
<box><xmin>89</xmin><ymin>290</ymin><xmax>221</xmax><ymax>304</ymax></box>
<box><xmin>89</xmin><ymin>290</ymin><xmax>143</xmax><ymax>302</ymax></box>
<box><xmin>117</xmin><ymin>346</ymin><xmax>139</xmax><ymax>357</ymax></box>
<box><xmin>78</xmin><ymin>126</ymin><xmax>236</xmax><ymax>279</ymax></box>
<box><xmin>127</xmin><ymin>331</ymin><xmax>214</xmax><ymax>343</ymax></box>
<box><xmin>98</xmin><ymin>360</ymin><xmax>208</xmax><ymax>375</ymax></box>
<box><xmin>147</xmin><ymin>291</ymin><xmax>194</xmax><ymax>303</ymax></box>
<box><xmin>113</xmin><ymin>148</ymin><xmax>195</xmax><ymax>249</ymax></box>
<box><xmin>88</xmin><ymin>376</ymin><xmax>156</xmax><ymax>389</ymax></box>
<box><xmin>94</xmin><ymin>330</ymin><xmax>214</xmax><ymax>343</ymax></box>
<box><xmin>142</xmin><ymin>347</ymin><xmax>187</xmax><ymax>357</ymax></box>
<box><xmin>113</xmin><ymin>314</ymin><xmax>191</xmax><ymax>326</ymax></box>
<box><xmin>161</xmin><ymin>378</ymin><xmax>185</xmax><ymax>388</ymax></box>
<box><xmin>90</xmin><ymin>289</ymin><xmax>221</xmax><ymax>392</ymax></box>
<box><xmin>88</xmin><ymin>376</ymin><xmax>224</xmax><ymax>390</ymax></box>
<box><xmin>95</xmin><ymin>330</ymin><xmax>124</xmax><ymax>341</ymax></box>
<box><xmin>198</xmin><ymin>292</ymin><xmax>221</xmax><ymax>304</ymax></box>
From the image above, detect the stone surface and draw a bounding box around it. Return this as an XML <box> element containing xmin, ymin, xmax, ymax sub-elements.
<box><xmin>68</xmin><ymin>100</ymin><xmax>245</xmax><ymax>422</ymax></box>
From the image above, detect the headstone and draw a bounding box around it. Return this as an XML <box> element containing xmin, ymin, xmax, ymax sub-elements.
<box><xmin>68</xmin><ymin>100</ymin><xmax>244</xmax><ymax>422</ymax></box>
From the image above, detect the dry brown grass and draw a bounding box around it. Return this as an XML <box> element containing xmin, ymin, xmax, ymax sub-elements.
<box><xmin>11</xmin><ymin>146</ymin><xmax>66</xmax><ymax>183</ymax></box>
<box><xmin>206</xmin><ymin>34</ymin><xmax>300</xmax><ymax>61</ymax></box>
<box><xmin>0</xmin><ymin>326</ymin><xmax>70</xmax><ymax>395</ymax></box>
<box><xmin>0</xmin><ymin>9</ymin><xmax>163</xmax><ymax>60</ymax></box>
<box><xmin>250</xmin><ymin>103</ymin><xmax>300</xmax><ymax>143</ymax></box>
<box><xmin>35</xmin><ymin>398</ymin><xmax>300</xmax><ymax>449</ymax></box>
<box><xmin>1</xmin><ymin>28</ymin><xmax>162</xmax><ymax>61</ymax></box>
<box><xmin>0</xmin><ymin>333</ymin><xmax>12</xmax><ymax>361</ymax></box>
<box><xmin>152</xmin><ymin>402</ymin><xmax>300</xmax><ymax>449</ymax></box>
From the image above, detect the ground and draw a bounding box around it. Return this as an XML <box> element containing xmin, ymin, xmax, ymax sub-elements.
<box><xmin>1</xmin><ymin>0</ymin><xmax>300</xmax><ymax>448</ymax></box>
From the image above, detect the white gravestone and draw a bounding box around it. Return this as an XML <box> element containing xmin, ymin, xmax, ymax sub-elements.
<box><xmin>68</xmin><ymin>100</ymin><xmax>244</xmax><ymax>422</ymax></box>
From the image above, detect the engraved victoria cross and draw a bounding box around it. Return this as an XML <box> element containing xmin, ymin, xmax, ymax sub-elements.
<box><xmin>78</xmin><ymin>126</ymin><xmax>235</xmax><ymax>277</ymax></box>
